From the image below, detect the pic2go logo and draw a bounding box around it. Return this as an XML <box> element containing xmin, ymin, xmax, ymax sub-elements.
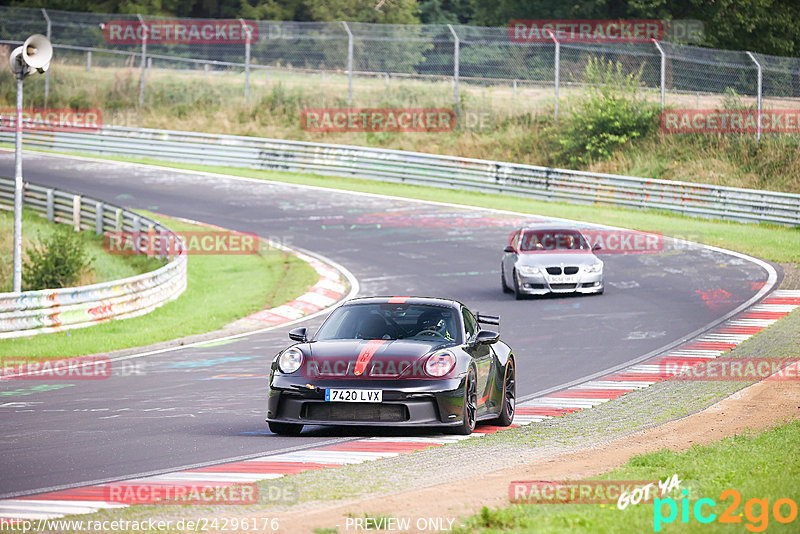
<box><xmin>654</xmin><ymin>489</ymin><xmax>798</xmax><ymax>532</ymax></box>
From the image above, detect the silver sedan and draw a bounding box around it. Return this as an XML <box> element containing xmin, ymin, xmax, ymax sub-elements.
<box><xmin>501</xmin><ymin>227</ymin><xmax>604</xmax><ymax>299</ymax></box>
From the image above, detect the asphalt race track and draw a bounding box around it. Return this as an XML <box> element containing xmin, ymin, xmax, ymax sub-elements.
<box><xmin>0</xmin><ymin>152</ymin><xmax>774</xmax><ymax>497</ymax></box>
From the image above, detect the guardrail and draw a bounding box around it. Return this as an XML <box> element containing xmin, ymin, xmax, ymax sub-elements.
<box><xmin>0</xmin><ymin>177</ymin><xmax>187</xmax><ymax>339</ymax></box>
<box><xmin>1</xmin><ymin>125</ymin><xmax>798</xmax><ymax>225</ymax></box>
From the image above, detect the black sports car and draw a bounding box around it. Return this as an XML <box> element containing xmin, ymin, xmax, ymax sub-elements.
<box><xmin>266</xmin><ymin>296</ymin><xmax>515</xmax><ymax>435</ymax></box>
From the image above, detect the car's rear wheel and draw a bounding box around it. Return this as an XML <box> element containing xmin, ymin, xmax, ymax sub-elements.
<box><xmin>451</xmin><ymin>368</ymin><xmax>477</xmax><ymax>435</ymax></box>
<box><xmin>501</xmin><ymin>264</ymin><xmax>512</xmax><ymax>293</ymax></box>
<box><xmin>493</xmin><ymin>359</ymin><xmax>516</xmax><ymax>426</ymax></box>
<box><xmin>268</xmin><ymin>422</ymin><xmax>303</xmax><ymax>435</ymax></box>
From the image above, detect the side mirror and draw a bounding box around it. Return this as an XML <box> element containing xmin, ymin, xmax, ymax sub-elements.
<box><xmin>288</xmin><ymin>327</ymin><xmax>307</xmax><ymax>343</ymax></box>
<box><xmin>504</xmin><ymin>245</ymin><xmax>517</xmax><ymax>254</ymax></box>
<box><xmin>592</xmin><ymin>243</ymin><xmax>602</xmax><ymax>251</ymax></box>
<box><xmin>475</xmin><ymin>330</ymin><xmax>500</xmax><ymax>345</ymax></box>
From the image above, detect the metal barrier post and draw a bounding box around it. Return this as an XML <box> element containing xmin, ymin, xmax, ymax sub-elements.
<box><xmin>46</xmin><ymin>189</ymin><xmax>54</xmax><ymax>222</ymax></box>
<box><xmin>447</xmin><ymin>24</ymin><xmax>459</xmax><ymax>110</ymax></box>
<box><xmin>41</xmin><ymin>8</ymin><xmax>51</xmax><ymax>105</ymax></box>
<box><xmin>653</xmin><ymin>39</ymin><xmax>666</xmax><ymax>110</ymax></box>
<box><xmin>87</xmin><ymin>50</ymin><xmax>92</xmax><ymax>72</ymax></box>
<box><xmin>342</xmin><ymin>21</ymin><xmax>353</xmax><ymax>106</ymax></box>
<box><xmin>746</xmin><ymin>51</ymin><xmax>763</xmax><ymax>142</ymax></box>
<box><xmin>546</xmin><ymin>30</ymin><xmax>559</xmax><ymax>120</ymax></box>
<box><xmin>95</xmin><ymin>201</ymin><xmax>104</xmax><ymax>235</ymax></box>
<box><xmin>137</xmin><ymin>14</ymin><xmax>147</xmax><ymax>108</ymax></box>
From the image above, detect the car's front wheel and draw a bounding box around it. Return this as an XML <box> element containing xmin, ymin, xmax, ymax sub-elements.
<box><xmin>513</xmin><ymin>269</ymin><xmax>525</xmax><ymax>300</ymax></box>
<box><xmin>268</xmin><ymin>421</ymin><xmax>303</xmax><ymax>435</ymax></box>
<box><xmin>451</xmin><ymin>368</ymin><xmax>477</xmax><ymax>435</ymax></box>
<box><xmin>493</xmin><ymin>358</ymin><xmax>515</xmax><ymax>426</ymax></box>
<box><xmin>501</xmin><ymin>264</ymin><xmax>512</xmax><ymax>293</ymax></box>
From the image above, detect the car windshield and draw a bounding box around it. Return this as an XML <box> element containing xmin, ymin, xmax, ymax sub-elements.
<box><xmin>315</xmin><ymin>303</ymin><xmax>461</xmax><ymax>343</ymax></box>
<box><xmin>520</xmin><ymin>230</ymin><xmax>590</xmax><ymax>252</ymax></box>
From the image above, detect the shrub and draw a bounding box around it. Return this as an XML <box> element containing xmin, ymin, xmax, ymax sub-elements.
<box><xmin>23</xmin><ymin>226</ymin><xmax>93</xmax><ymax>291</ymax></box>
<box><xmin>555</xmin><ymin>58</ymin><xmax>660</xmax><ymax>167</ymax></box>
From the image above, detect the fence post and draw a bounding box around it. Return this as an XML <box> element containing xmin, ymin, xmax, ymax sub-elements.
<box><xmin>41</xmin><ymin>8</ymin><xmax>51</xmax><ymax>105</ymax></box>
<box><xmin>72</xmin><ymin>195</ymin><xmax>81</xmax><ymax>232</ymax></box>
<box><xmin>87</xmin><ymin>50</ymin><xmax>92</xmax><ymax>72</ymax></box>
<box><xmin>652</xmin><ymin>39</ymin><xmax>666</xmax><ymax>110</ymax></box>
<box><xmin>447</xmin><ymin>24</ymin><xmax>459</xmax><ymax>110</ymax></box>
<box><xmin>137</xmin><ymin>14</ymin><xmax>147</xmax><ymax>108</ymax></box>
<box><xmin>546</xmin><ymin>29</ymin><xmax>559</xmax><ymax>120</ymax></box>
<box><xmin>746</xmin><ymin>51</ymin><xmax>763</xmax><ymax>142</ymax></box>
<box><xmin>341</xmin><ymin>21</ymin><xmax>353</xmax><ymax>106</ymax></box>
<box><xmin>46</xmin><ymin>189</ymin><xmax>54</xmax><ymax>222</ymax></box>
<box><xmin>240</xmin><ymin>18</ymin><xmax>251</xmax><ymax>104</ymax></box>
<box><xmin>95</xmin><ymin>201</ymin><xmax>104</xmax><ymax>235</ymax></box>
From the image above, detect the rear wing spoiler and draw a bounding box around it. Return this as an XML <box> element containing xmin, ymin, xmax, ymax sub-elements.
<box><xmin>476</xmin><ymin>313</ymin><xmax>500</xmax><ymax>327</ymax></box>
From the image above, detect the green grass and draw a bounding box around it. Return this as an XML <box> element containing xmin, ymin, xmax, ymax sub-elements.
<box><xmin>0</xmin><ymin>211</ymin><xmax>319</xmax><ymax>359</ymax></box>
<box><xmin>454</xmin><ymin>419</ymin><xmax>800</xmax><ymax>533</ymax></box>
<box><xmin>0</xmin><ymin>208</ymin><xmax>162</xmax><ymax>292</ymax></box>
<box><xmin>22</xmin><ymin>152</ymin><xmax>799</xmax><ymax>264</ymax></box>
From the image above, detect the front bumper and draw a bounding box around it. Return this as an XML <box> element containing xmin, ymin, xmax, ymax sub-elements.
<box><xmin>266</xmin><ymin>375</ymin><xmax>468</xmax><ymax>427</ymax></box>
<box><xmin>517</xmin><ymin>271</ymin><xmax>603</xmax><ymax>295</ymax></box>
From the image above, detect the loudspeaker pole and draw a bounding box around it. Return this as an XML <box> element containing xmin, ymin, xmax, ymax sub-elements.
<box><xmin>12</xmin><ymin>69</ymin><xmax>24</xmax><ymax>292</ymax></box>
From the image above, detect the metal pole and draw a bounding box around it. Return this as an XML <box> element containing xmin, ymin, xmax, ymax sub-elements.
<box><xmin>41</xmin><ymin>8</ymin><xmax>51</xmax><ymax>106</ymax></box>
<box><xmin>746</xmin><ymin>51</ymin><xmax>763</xmax><ymax>141</ymax></box>
<box><xmin>546</xmin><ymin>30</ymin><xmax>559</xmax><ymax>120</ymax></box>
<box><xmin>13</xmin><ymin>73</ymin><xmax>25</xmax><ymax>292</ymax></box>
<box><xmin>87</xmin><ymin>50</ymin><xmax>92</xmax><ymax>72</ymax></box>
<box><xmin>652</xmin><ymin>39</ymin><xmax>666</xmax><ymax>110</ymax></box>
<box><xmin>342</xmin><ymin>21</ymin><xmax>353</xmax><ymax>106</ymax></box>
<box><xmin>137</xmin><ymin>14</ymin><xmax>147</xmax><ymax>108</ymax></box>
<box><xmin>240</xmin><ymin>19</ymin><xmax>251</xmax><ymax>104</ymax></box>
<box><xmin>447</xmin><ymin>24</ymin><xmax>459</xmax><ymax>109</ymax></box>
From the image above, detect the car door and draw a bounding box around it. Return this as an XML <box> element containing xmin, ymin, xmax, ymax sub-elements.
<box><xmin>462</xmin><ymin>307</ymin><xmax>495</xmax><ymax>416</ymax></box>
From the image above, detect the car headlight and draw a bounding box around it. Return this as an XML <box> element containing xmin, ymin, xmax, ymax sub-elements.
<box><xmin>584</xmin><ymin>263</ymin><xmax>603</xmax><ymax>273</ymax></box>
<box><xmin>278</xmin><ymin>348</ymin><xmax>303</xmax><ymax>374</ymax></box>
<box><xmin>425</xmin><ymin>350</ymin><xmax>456</xmax><ymax>377</ymax></box>
<box><xmin>517</xmin><ymin>265</ymin><xmax>540</xmax><ymax>276</ymax></box>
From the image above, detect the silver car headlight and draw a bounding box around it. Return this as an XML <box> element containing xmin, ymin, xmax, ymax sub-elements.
<box><xmin>517</xmin><ymin>265</ymin><xmax>540</xmax><ymax>276</ymax></box>
<box><xmin>278</xmin><ymin>348</ymin><xmax>303</xmax><ymax>374</ymax></box>
<box><xmin>583</xmin><ymin>263</ymin><xmax>603</xmax><ymax>273</ymax></box>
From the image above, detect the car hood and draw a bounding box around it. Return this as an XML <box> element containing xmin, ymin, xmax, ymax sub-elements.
<box><xmin>516</xmin><ymin>252</ymin><xmax>600</xmax><ymax>267</ymax></box>
<box><xmin>298</xmin><ymin>339</ymin><xmax>449</xmax><ymax>379</ymax></box>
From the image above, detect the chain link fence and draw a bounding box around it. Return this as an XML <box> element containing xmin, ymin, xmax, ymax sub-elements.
<box><xmin>1</xmin><ymin>6</ymin><xmax>799</xmax><ymax>135</ymax></box>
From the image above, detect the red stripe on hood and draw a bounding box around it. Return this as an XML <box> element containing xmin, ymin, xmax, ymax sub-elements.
<box><xmin>354</xmin><ymin>339</ymin><xmax>387</xmax><ymax>376</ymax></box>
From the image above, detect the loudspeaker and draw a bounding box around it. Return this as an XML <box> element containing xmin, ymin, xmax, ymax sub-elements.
<box><xmin>9</xmin><ymin>46</ymin><xmax>24</xmax><ymax>75</ymax></box>
<box><xmin>22</xmin><ymin>34</ymin><xmax>52</xmax><ymax>72</ymax></box>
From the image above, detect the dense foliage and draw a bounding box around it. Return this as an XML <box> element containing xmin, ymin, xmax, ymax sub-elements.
<box><xmin>4</xmin><ymin>0</ymin><xmax>799</xmax><ymax>56</ymax></box>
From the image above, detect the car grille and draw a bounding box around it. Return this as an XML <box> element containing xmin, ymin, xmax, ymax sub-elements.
<box><xmin>546</xmin><ymin>267</ymin><xmax>562</xmax><ymax>275</ymax></box>
<box><xmin>302</xmin><ymin>402</ymin><xmax>408</xmax><ymax>422</ymax></box>
<box><xmin>564</xmin><ymin>266</ymin><xmax>579</xmax><ymax>275</ymax></box>
<box><xmin>550</xmin><ymin>283</ymin><xmax>578</xmax><ymax>290</ymax></box>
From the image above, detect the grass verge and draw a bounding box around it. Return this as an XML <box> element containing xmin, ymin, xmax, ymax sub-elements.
<box><xmin>15</xmin><ymin>150</ymin><xmax>799</xmax><ymax>264</ymax></box>
<box><xmin>0</xmin><ymin>208</ymin><xmax>162</xmax><ymax>292</ymax></box>
<box><xmin>455</xmin><ymin>419</ymin><xmax>800</xmax><ymax>533</ymax></box>
<box><xmin>0</xmin><ymin>211</ymin><xmax>318</xmax><ymax>359</ymax></box>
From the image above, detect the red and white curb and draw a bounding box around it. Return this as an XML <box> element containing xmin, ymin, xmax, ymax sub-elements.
<box><xmin>2</xmin><ymin>290</ymin><xmax>797</xmax><ymax>521</ymax></box>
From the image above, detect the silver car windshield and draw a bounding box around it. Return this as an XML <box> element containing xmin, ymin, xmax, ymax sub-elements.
<box><xmin>520</xmin><ymin>230</ymin><xmax>590</xmax><ymax>252</ymax></box>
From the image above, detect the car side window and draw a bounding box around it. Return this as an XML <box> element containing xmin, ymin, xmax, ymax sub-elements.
<box><xmin>462</xmin><ymin>308</ymin><xmax>478</xmax><ymax>342</ymax></box>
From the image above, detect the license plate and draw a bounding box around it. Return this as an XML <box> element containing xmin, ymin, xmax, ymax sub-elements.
<box><xmin>549</xmin><ymin>275</ymin><xmax>577</xmax><ymax>284</ymax></box>
<box><xmin>325</xmin><ymin>389</ymin><xmax>383</xmax><ymax>403</ymax></box>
